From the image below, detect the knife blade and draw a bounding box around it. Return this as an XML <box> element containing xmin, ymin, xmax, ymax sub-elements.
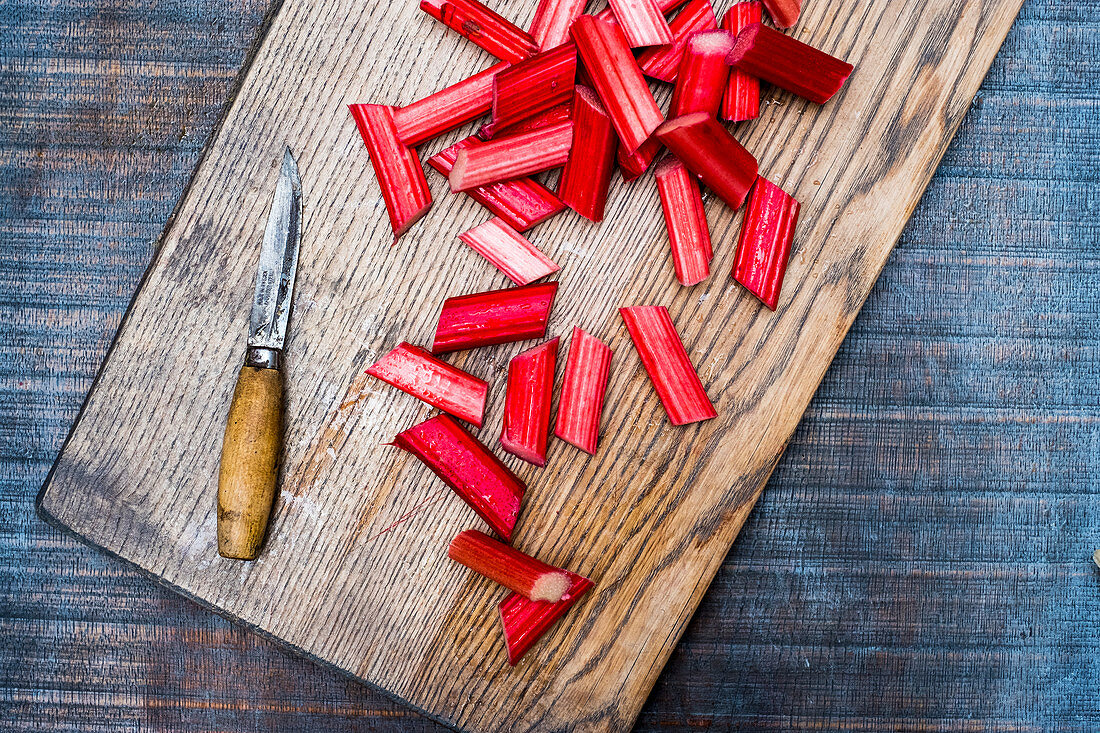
<box><xmin>249</xmin><ymin>148</ymin><xmax>303</xmax><ymax>355</ymax></box>
<box><xmin>217</xmin><ymin>147</ymin><xmax>303</xmax><ymax>560</ymax></box>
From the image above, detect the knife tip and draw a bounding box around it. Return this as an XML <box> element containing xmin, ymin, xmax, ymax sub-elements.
<box><xmin>281</xmin><ymin>146</ymin><xmax>301</xmax><ymax>190</ymax></box>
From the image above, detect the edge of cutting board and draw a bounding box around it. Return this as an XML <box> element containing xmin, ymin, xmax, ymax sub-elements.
<box><xmin>34</xmin><ymin>494</ymin><xmax>466</xmax><ymax>732</ymax></box>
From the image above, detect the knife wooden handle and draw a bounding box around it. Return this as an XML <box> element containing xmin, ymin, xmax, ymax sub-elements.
<box><xmin>217</xmin><ymin>365</ymin><xmax>283</xmax><ymax>560</ymax></box>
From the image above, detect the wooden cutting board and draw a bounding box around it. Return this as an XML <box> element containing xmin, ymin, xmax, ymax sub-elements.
<box><xmin>38</xmin><ymin>0</ymin><xmax>1022</xmax><ymax>730</ymax></box>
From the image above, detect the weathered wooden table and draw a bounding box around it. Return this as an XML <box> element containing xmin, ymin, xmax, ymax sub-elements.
<box><xmin>4</xmin><ymin>0</ymin><xmax>1099</xmax><ymax>730</ymax></box>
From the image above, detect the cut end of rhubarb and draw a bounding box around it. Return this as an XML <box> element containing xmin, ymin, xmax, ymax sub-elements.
<box><xmin>449</xmin><ymin>150</ymin><xmax>474</xmax><ymax>192</ymax></box>
<box><xmin>448</xmin><ymin>529</ymin><xmax>575</xmax><ymax>603</ymax></box>
<box><xmin>498</xmin><ymin>437</ymin><xmax>549</xmax><ymax>467</ymax></box>
<box><xmin>618</xmin><ymin>137</ymin><xmax>661</xmax><ymax>181</ymax></box>
<box><xmin>652</xmin><ymin>155</ymin><xmax>682</xmax><ymax>179</ymax></box>
<box><xmin>726</xmin><ymin>22</ymin><xmax>760</xmax><ymax>64</ymax></box>
<box><xmin>690</xmin><ymin>28</ymin><xmax>736</xmax><ymax>55</ymax></box>
<box><xmin>531</xmin><ymin>572</ymin><xmax>572</xmax><ymax>603</ymax></box>
<box><xmin>653</xmin><ymin>111</ymin><xmax>707</xmax><ymax>138</ymax></box>
<box><xmin>499</xmin><ymin>571</ymin><xmax>594</xmax><ymax>665</ymax></box>
<box><xmin>762</xmin><ymin>0</ymin><xmax>801</xmax><ymax>28</ymax></box>
<box><xmin>391</xmin><ymin>200</ymin><xmax>434</xmax><ymax>242</ymax></box>
<box><xmin>573</xmin><ymin>83</ymin><xmax>603</xmax><ymax>111</ymax></box>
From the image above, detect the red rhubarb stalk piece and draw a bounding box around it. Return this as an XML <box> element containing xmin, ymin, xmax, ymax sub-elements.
<box><xmin>449</xmin><ymin>121</ymin><xmax>573</xmax><ymax>192</ymax></box>
<box><xmin>428</xmin><ymin>137</ymin><xmax>565</xmax><ymax>232</ymax></box>
<box><xmin>669</xmin><ymin>30</ymin><xmax>735</xmax><ymax>118</ymax></box>
<box><xmin>501</xmin><ymin>337</ymin><xmax>559</xmax><ymax>466</ymax></box>
<box><xmin>499</xmin><ymin>571</ymin><xmax>593</xmax><ymax>665</ymax></box>
<box><xmin>459</xmin><ymin>218</ymin><xmax>560</xmax><ymax>285</ymax></box>
<box><xmin>636</xmin><ymin>0</ymin><xmax>717</xmax><ymax>83</ymax></box>
<box><xmin>449</xmin><ymin>529</ymin><xmax>574</xmax><ymax>602</ymax></box>
<box><xmin>393</xmin><ymin>61</ymin><xmax>509</xmax><ymax>147</ymax></box>
<box><xmin>607</xmin><ymin>0</ymin><xmax>674</xmax><ymax>47</ymax></box>
<box><xmin>727</xmin><ymin>23</ymin><xmax>854</xmax><ymax>104</ymax></box>
<box><xmin>479</xmin><ymin>100</ymin><xmax>572</xmax><ymax>139</ymax></box>
<box><xmin>570</xmin><ymin>16</ymin><xmax>664</xmax><ymax>155</ymax></box>
<box><xmin>761</xmin><ymin>0</ymin><xmax>800</xmax><ymax>29</ymax></box>
<box><xmin>393</xmin><ymin>415</ymin><xmax>525</xmax><ymax>541</ymax></box>
<box><xmin>558</xmin><ymin>86</ymin><xmax>618</xmax><ymax>222</ymax></box>
<box><xmin>593</xmin><ymin>0</ymin><xmax>690</xmax><ymax>24</ymax></box>
<box><xmin>617</xmin><ymin>136</ymin><xmax>661</xmax><ymax>181</ymax></box>
<box><xmin>733</xmin><ymin>177</ymin><xmax>800</xmax><ymax>310</ymax></box>
<box><xmin>654</xmin><ymin>112</ymin><xmax>758</xmax><ymax>209</ymax></box>
<box><xmin>554</xmin><ymin>326</ymin><xmax>612</xmax><ymax>454</ymax></box>
<box><xmin>654</xmin><ymin>157</ymin><xmax>711</xmax><ymax>286</ymax></box>
<box><xmin>491</xmin><ymin>45</ymin><xmax>578</xmax><ymax>131</ymax></box>
<box><xmin>348</xmin><ymin>104</ymin><xmax>432</xmax><ymax>242</ymax></box>
<box><xmin>367</xmin><ymin>343</ymin><xmax>488</xmax><ymax>427</ymax></box>
<box><xmin>419</xmin><ymin>0</ymin><xmax>538</xmax><ymax>63</ymax></box>
<box><xmin>433</xmin><ymin>281</ymin><xmax>559</xmax><ymax>354</ymax></box>
<box><xmin>529</xmin><ymin>0</ymin><xmax>588</xmax><ymax>51</ymax></box>
<box><xmin>721</xmin><ymin>2</ymin><xmax>762</xmax><ymax>121</ymax></box>
<box><xmin>619</xmin><ymin>305</ymin><xmax>716</xmax><ymax>425</ymax></box>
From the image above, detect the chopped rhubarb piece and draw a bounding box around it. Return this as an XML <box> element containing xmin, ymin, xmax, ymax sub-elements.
<box><xmin>433</xmin><ymin>281</ymin><xmax>559</xmax><ymax>354</ymax></box>
<box><xmin>530</xmin><ymin>0</ymin><xmax>587</xmax><ymax>51</ymax></box>
<box><xmin>419</xmin><ymin>0</ymin><xmax>538</xmax><ymax>63</ymax></box>
<box><xmin>554</xmin><ymin>327</ymin><xmax>612</xmax><ymax>454</ymax></box>
<box><xmin>558</xmin><ymin>86</ymin><xmax>618</xmax><ymax>222</ymax></box>
<box><xmin>348</xmin><ymin>104</ymin><xmax>433</xmax><ymax>242</ymax></box>
<box><xmin>727</xmin><ymin>23</ymin><xmax>854</xmax><ymax>104</ymax></box>
<box><xmin>393</xmin><ymin>61</ymin><xmax>508</xmax><ymax>146</ymax></box>
<box><xmin>619</xmin><ymin>305</ymin><xmax>716</xmax><ymax>425</ymax></box>
<box><xmin>393</xmin><ymin>414</ymin><xmax>525</xmax><ymax>540</ymax></box>
<box><xmin>459</xmin><ymin>218</ymin><xmax>560</xmax><ymax>285</ymax></box>
<box><xmin>499</xmin><ymin>570</ymin><xmax>593</xmax><ymax>665</ymax></box>
<box><xmin>501</xmin><ymin>338</ymin><xmax>559</xmax><ymax>466</ymax></box>
<box><xmin>428</xmin><ymin>137</ymin><xmax>564</xmax><ymax>232</ymax></box>
<box><xmin>761</xmin><ymin>0</ymin><xmax>800</xmax><ymax>29</ymax></box>
<box><xmin>449</xmin><ymin>529</ymin><xmax>573</xmax><ymax>602</ymax></box>
<box><xmin>449</xmin><ymin>121</ymin><xmax>573</xmax><ymax>191</ymax></box>
<box><xmin>492</xmin><ymin>45</ymin><xmax>578</xmax><ymax>131</ymax></box>
<box><xmin>654</xmin><ymin>157</ymin><xmax>711</xmax><ymax>286</ymax></box>
<box><xmin>479</xmin><ymin>101</ymin><xmax>572</xmax><ymax>139</ymax></box>
<box><xmin>654</xmin><ymin>112</ymin><xmax>758</xmax><ymax>209</ymax></box>
<box><xmin>607</xmin><ymin>0</ymin><xmax>673</xmax><ymax>47</ymax></box>
<box><xmin>721</xmin><ymin>3</ymin><xmax>762</xmax><ymax>121</ymax></box>
<box><xmin>617</xmin><ymin>136</ymin><xmax>661</xmax><ymax>181</ymax></box>
<box><xmin>733</xmin><ymin>177</ymin><xmax>800</xmax><ymax>310</ymax></box>
<box><xmin>571</xmin><ymin>16</ymin><xmax>664</xmax><ymax>155</ymax></box>
<box><xmin>636</xmin><ymin>0</ymin><xmax>717</xmax><ymax>82</ymax></box>
<box><xmin>669</xmin><ymin>30</ymin><xmax>735</xmax><ymax>117</ymax></box>
<box><xmin>367</xmin><ymin>342</ymin><xmax>488</xmax><ymax>427</ymax></box>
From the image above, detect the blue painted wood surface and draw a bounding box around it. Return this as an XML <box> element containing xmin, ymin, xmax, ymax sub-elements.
<box><xmin>2</xmin><ymin>0</ymin><xmax>1097</xmax><ymax>729</ymax></box>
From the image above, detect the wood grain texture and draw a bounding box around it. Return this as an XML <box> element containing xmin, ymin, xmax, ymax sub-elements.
<box><xmin>15</xmin><ymin>0</ymin><xmax>1099</xmax><ymax>732</ymax></box>
<box><xmin>31</xmin><ymin>0</ymin><xmax>1024</xmax><ymax>729</ymax></box>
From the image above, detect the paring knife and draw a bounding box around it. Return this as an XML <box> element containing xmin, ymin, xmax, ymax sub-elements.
<box><xmin>217</xmin><ymin>147</ymin><xmax>303</xmax><ymax>560</ymax></box>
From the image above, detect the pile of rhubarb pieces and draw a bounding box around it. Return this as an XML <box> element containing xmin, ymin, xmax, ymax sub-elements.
<box><xmin>351</xmin><ymin>0</ymin><xmax>852</xmax><ymax>665</ymax></box>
